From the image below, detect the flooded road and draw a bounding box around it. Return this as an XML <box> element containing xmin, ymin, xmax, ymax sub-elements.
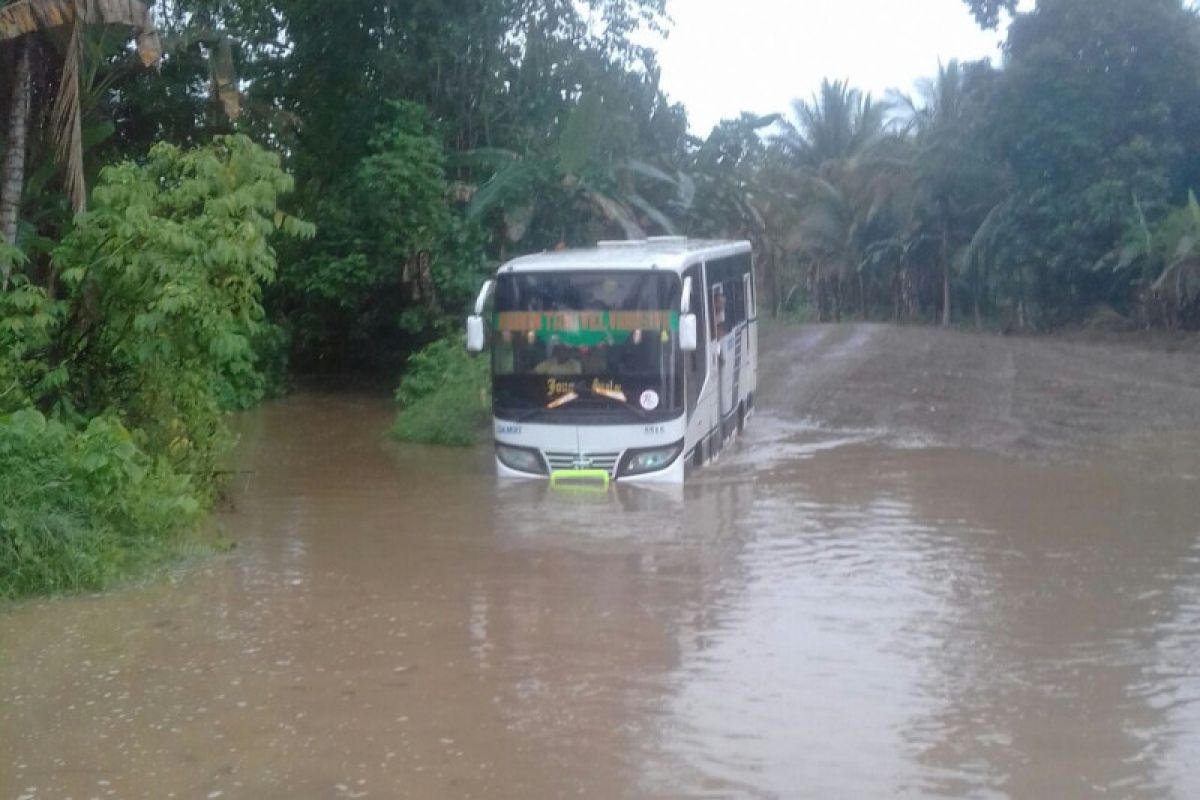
<box><xmin>3</xmin><ymin>389</ymin><xmax>1200</xmax><ymax>798</ymax></box>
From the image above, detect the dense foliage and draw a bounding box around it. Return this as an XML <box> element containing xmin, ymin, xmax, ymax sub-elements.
<box><xmin>279</xmin><ymin>102</ymin><xmax>486</xmax><ymax>365</ymax></box>
<box><xmin>731</xmin><ymin>0</ymin><xmax>1200</xmax><ymax>330</ymax></box>
<box><xmin>53</xmin><ymin>135</ymin><xmax>313</xmax><ymax>477</ymax></box>
<box><xmin>0</xmin><ymin>134</ymin><xmax>308</xmax><ymax>598</ymax></box>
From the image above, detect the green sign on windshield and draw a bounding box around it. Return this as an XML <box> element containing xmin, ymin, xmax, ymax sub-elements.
<box><xmin>495</xmin><ymin>310</ymin><xmax>678</xmax><ymax>346</ymax></box>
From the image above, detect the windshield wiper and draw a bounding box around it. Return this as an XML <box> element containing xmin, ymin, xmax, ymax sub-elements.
<box><xmin>577</xmin><ymin>387</ymin><xmax>656</xmax><ymax>418</ymax></box>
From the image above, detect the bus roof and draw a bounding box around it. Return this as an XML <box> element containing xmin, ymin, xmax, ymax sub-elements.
<box><xmin>497</xmin><ymin>238</ymin><xmax>751</xmax><ymax>275</ymax></box>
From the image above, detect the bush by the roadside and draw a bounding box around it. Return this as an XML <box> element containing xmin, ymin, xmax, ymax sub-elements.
<box><xmin>0</xmin><ymin>136</ymin><xmax>310</xmax><ymax>601</ymax></box>
<box><xmin>0</xmin><ymin>409</ymin><xmax>203</xmax><ymax>601</ymax></box>
<box><xmin>391</xmin><ymin>338</ymin><xmax>490</xmax><ymax>446</ymax></box>
<box><xmin>51</xmin><ymin>135</ymin><xmax>314</xmax><ymax>490</ymax></box>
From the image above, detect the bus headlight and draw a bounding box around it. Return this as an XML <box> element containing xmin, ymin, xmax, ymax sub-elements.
<box><xmin>618</xmin><ymin>441</ymin><xmax>683</xmax><ymax>477</ymax></box>
<box><xmin>496</xmin><ymin>443</ymin><xmax>547</xmax><ymax>475</ymax></box>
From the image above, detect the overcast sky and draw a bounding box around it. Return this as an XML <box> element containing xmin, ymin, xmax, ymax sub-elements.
<box><xmin>653</xmin><ymin>0</ymin><xmax>1019</xmax><ymax>135</ymax></box>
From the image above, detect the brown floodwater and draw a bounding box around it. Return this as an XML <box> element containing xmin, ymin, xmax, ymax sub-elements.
<box><xmin>3</xmin><ymin>389</ymin><xmax>1200</xmax><ymax>799</ymax></box>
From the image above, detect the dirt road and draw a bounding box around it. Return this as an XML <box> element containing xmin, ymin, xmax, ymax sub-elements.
<box><xmin>759</xmin><ymin>323</ymin><xmax>1200</xmax><ymax>456</ymax></box>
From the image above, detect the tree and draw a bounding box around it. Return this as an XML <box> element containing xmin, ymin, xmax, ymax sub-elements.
<box><xmin>277</xmin><ymin>102</ymin><xmax>485</xmax><ymax>367</ymax></box>
<box><xmin>776</xmin><ymin>79</ymin><xmax>906</xmax><ymax>320</ymax></box>
<box><xmin>255</xmin><ymin>0</ymin><xmax>683</xmax><ymax>364</ymax></box>
<box><xmin>684</xmin><ymin>113</ymin><xmax>802</xmax><ymax>314</ymax></box>
<box><xmin>0</xmin><ymin>0</ymin><xmax>161</xmax><ymax>262</ymax></box>
<box><xmin>962</xmin><ymin>0</ymin><xmax>1018</xmax><ymax>29</ymax></box>
<box><xmin>981</xmin><ymin>0</ymin><xmax>1200</xmax><ymax>326</ymax></box>
<box><xmin>894</xmin><ymin>59</ymin><xmax>1004</xmax><ymax>325</ymax></box>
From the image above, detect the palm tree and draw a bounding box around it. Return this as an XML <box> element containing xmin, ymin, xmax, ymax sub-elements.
<box><xmin>0</xmin><ymin>0</ymin><xmax>160</xmax><ymax>262</ymax></box>
<box><xmin>682</xmin><ymin>113</ymin><xmax>810</xmax><ymax>314</ymax></box>
<box><xmin>778</xmin><ymin>79</ymin><xmax>889</xmax><ymax>171</ymax></box>
<box><xmin>776</xmin><ymin>79</ymin><xmax>907</xmax><ymax>319</ymax></box>
<box><xmin>893</xmin><ymin>60</ymin><xmax>1004</xmax><ymax>325</ymax></box>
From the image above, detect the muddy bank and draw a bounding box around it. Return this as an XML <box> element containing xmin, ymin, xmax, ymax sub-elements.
<box><xmin>759</xmin><ymin>322</ymin><xmax>1200</xmax><ymax>456</ymax></box>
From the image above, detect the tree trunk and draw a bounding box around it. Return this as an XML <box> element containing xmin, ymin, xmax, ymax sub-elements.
<box><xmin>1</xmin><ymin>40</ymin><xmax>32</xmax><ymax>272</ymax></box>
<box><xmin>812</xmin><ymin>261</ymin><xmax>823</xmax><ymax>323</ymax></box>
<box><xmin>940</xmin><ymin>223</ymin><xmax>951</xmax><ymax>326</ymax></box>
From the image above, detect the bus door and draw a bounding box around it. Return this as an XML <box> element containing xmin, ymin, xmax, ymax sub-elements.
<box><xmin>712</xmin><ymin>282</ymin><xmax>736</xmax><ymax>437</ymax></box>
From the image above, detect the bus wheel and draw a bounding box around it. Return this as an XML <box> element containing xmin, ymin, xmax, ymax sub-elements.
<box><xmin>693</xmin><ymin>440</ymin><xmax>705</xmax><ymax>468</ymax></box>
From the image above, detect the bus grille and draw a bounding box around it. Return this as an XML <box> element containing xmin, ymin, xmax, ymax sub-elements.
<box><xmin>544</xmin><ymin>451</ymin><xmax>621</xmax><ymax>477</ymax></box>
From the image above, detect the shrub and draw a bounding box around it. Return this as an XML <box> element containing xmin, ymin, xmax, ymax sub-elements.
<box><xmin>391</xmin><ymin>338</ymin><xmax>490</xmax><ymax>446</ymax></box>
<box><xmin>0</xmin><ymin>409</ymin><xmax>203</xmax><ymax>600</ymax></box>
<box><xmin>1</xmin><ymin>136</ymin><xmax>309</xmax><ymax>600</ymax></box>
<box><xmin>52</xmin><ymin>134</ymin><xmax>313</xmax><ymax>489</ymax></box>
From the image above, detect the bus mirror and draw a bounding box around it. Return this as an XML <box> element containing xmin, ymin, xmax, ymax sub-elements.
<box><xmin>466</xmin><ymin>315</ymin><xmax>486</xmax><ymax>353</ymax></box>
<box><xmin>680</xmin><ymin>313</ymin><xmax>698</xmax><ymax>352</ymax></box>
<box><xmin>680</xmin><ymin>276</ymin><xmax>693</xmax><ymax>313</ymax></box>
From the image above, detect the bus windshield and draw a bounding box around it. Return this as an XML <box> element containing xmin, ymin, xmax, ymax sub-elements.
<box><xmin>492</xmin><ymin>271</ymin><xmax>683</xmax><ymax>423</ymax></box>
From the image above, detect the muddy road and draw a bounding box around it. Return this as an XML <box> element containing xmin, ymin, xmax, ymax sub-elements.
<box><xmin>3</xmin><ymin>324</ymin><xmax>1200</xmax><ymax>798</ymax></box>
<box><xmin>760</xmin><ymin>322</ymin><xmax>1200</xmax><ymax>455</ymax></box>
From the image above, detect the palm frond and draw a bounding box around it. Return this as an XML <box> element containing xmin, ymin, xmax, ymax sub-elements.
<box><xmin>624</xmin><ymin>191</ymin><xmax>677</xmax><ymax>235</ymax></box>
<box><xmin>583</xmin><ymin>190</ymin><xmax>644</xmax><ymax>240</ymax></box>
<box><xmin>465</xmin><ymin>160</ymin><xmax>540</xmax><ymax>219</ymax></box>
<box><xmin>2</xmin><ymin>0</ymin><xmax>161</xmax><ymax>215</ymax></box>
<box><xmin>51</xmin><ymin>7</ymin><xmax>86</xmax><ymax>212</ymax></box>
<box><xmin>0</xmin><ymin>0</ymin><xmax>161</xmax><ymax>65</ymax></box>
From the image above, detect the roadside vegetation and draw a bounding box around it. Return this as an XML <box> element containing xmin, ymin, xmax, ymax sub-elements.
<box><xmin>3</xmin><ymin>0</ymin><xmax>1199</xmax><ymax>597</ymax></box>
<box><xmin>392</xmin><ymin>338</ymin><xmax>490</xmax><ymax>447</ymax></box>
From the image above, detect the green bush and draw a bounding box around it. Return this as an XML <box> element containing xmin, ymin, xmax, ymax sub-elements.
<box><xmin>52</xmin><ymin>135</ymin><xmax>313</xmax><ymax>490</ymax></box>
<box><xmin>391</xmin><ymin>338</ymin><xmax>490</xmax><ymax>446</ymax></box>
<box><xmin>0</xmin><ymin>409</ymin><xmax>203</xmax><ymax>600</ymax></box>
<box><xmin>1</xmin><ymin>136</ymin><xmax>309</xmax><ymax>600</ymax></box>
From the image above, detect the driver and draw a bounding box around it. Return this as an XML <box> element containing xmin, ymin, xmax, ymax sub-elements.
<box><xmin>534</xmin><ymin>338</ymin><xmax>582</xmax><ymax>375</ymax></box>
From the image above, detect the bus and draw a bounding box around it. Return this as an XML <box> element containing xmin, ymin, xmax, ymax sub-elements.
<box><xmin>466</xmin><ymin>237</ymin><xmax>757</xmax><ymax>484</ymax></box>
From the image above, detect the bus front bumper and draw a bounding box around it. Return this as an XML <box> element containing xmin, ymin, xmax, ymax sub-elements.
<box><xmin>493</xmin><ymin>418</ymin><xmax>687</xmax><ymax>485</ymax></box>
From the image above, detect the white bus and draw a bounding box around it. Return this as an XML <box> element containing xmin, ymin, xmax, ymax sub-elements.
<box><xmin>466</xmin><ymin>237</ymin><xmax>757</xmax><ymax>484</ymax></box>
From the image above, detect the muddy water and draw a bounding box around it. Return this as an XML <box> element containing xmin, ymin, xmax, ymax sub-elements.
<box><xmin>3</xmin><ymin>392</ymin><xmax>1200</xmax><ymax>799</ymax></box>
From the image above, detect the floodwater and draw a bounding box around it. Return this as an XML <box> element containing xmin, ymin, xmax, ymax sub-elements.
<box><xmin>3</xmin><ymin>391</ymin><xmax>1200</xmax><ymax>799</ymax></box>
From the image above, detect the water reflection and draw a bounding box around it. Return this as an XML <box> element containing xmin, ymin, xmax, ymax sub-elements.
<box><xmin>1</xmin><ymin>393</ymin><xmax>1199</xmax><ymax>799</ymax></box>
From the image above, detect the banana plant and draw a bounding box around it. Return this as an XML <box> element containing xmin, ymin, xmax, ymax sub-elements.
<box><xmin>461</xmin><ymin>90</ymin><xmax>691</xmax><ymax>249</ymax></box>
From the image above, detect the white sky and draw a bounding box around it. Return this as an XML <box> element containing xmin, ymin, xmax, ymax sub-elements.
<box><xmin>653</xmin><ymin>0</ymin><xmax>1019</xmax><ymax>135</ymax></box>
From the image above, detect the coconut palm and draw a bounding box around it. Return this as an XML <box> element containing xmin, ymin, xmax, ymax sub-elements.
<box><xmin>893</xmin><ymin>59</ymin><xmax>1005</xmax><ymax>325</ymax></box>
<box><xmin>0</xmin><ymin>0</ymin><xmax>161</xmax><ymax>262</ymax></box>
<box><xmin>776</xmin><ymin>79</ymin><xmax>909</xmax><ymax>319</ymax></box>
<box><xmin>777</xmin><ymin>79</ymin><xmax>889</xmax><ymax>171</ymax></box>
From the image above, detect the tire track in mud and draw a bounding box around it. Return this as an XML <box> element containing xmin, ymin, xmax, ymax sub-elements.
<box><xmin>757</xmin><ymin>323</ymin><xmax>1200</xmax><ymax>458</ymax></box>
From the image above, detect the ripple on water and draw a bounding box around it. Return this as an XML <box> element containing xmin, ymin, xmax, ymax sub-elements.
<box><xmin>3</xmin><ymin>394</ymin><xmax>1200</xmax><ymax>799</ymax></box>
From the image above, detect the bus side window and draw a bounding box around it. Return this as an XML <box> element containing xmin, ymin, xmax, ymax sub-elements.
<box><xmin>685</xmin><ymin>264</ymin><xmax>707</xmax><ymax>413</ymax></box>
<box><xmin>727</xmin><ymin>279</ymin><xmax>744</xmax><ymax>327</ymax></box>
<box><xmin>711</xmin><ymin>284</ymin><xmax>726</xmax><ymax>339</ymax></box>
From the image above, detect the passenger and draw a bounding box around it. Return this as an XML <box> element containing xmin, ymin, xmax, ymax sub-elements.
<box><xmin>579</xmin><ymin>344</ymin><xmax>608</xmax><ymax>375</ymax></box>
